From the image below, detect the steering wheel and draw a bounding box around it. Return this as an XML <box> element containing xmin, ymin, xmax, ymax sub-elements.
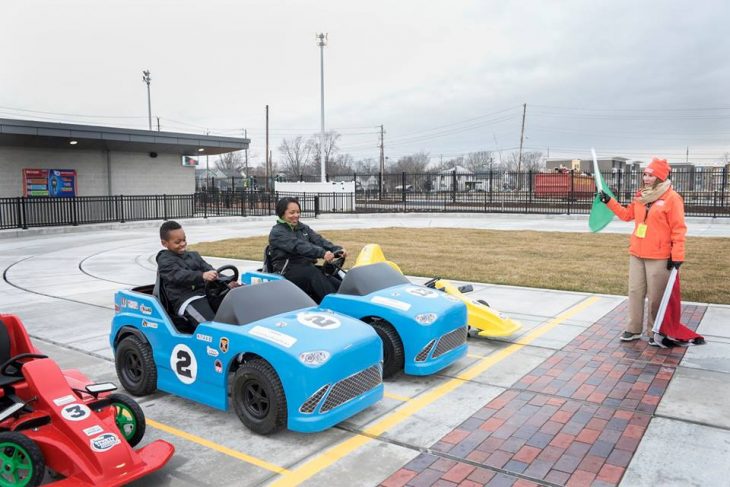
<box><xmin>0</xmin><ymin>353</ymin><xmax>48</xmax><ymax>377</ymax></box>
<box><xmin>323</xmin><ymin>251</ymin><xmax>346</xmax><ymax>277</ymax></box>
<box><xmin>205</xmin><ymin>265</ymin><xmax>240</xmax><ymax>303</ymax></box>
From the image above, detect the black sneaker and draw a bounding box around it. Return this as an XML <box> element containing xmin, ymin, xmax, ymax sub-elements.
<box><xmin>648</xmin><ymin>337</ymin><xmax>660</xmax><ymax>347</ymax></box>
<box><xmin>620</xmin><ymin>331</ymin><xmax>642</xmax><ymax>341</ymax></box>
<box><xmin>693</xmin><ymin>337</ymin><xmax>706</xmax><ymax>345</ymax></box>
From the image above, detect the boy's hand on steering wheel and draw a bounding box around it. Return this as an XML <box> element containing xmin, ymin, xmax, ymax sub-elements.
<box><xmin>323</xmin><ymin>251</ymin><xmax>335</xmax><ymax>262</ymax></box>
<box><xmin>338</xmin><ymin>249</ymin><xmax>347</xmax><ymax>258</ymax></box>
<box><xmin>202</xmin><ymin>270</ymin><xmax>218</xmax><ymax>282</ymax></box>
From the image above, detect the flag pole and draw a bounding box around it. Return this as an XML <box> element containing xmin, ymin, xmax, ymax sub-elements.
<box><xmin>652</xmin><ymin>267</ymin><xmax>679</xmax><ymax>336</ymax></box>
<box><xmin>591</xmin><ymin>148</ymin><xmax>603</xmax><ymax>193</ymax></box>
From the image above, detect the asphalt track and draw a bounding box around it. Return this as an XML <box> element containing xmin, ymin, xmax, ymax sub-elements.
<box><xmin>1</xmin><ymin>213</ymin><xmax>728</xmax><ymax>486</ymax></box>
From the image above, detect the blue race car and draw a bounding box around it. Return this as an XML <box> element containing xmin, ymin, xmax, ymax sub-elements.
<box><xmin>110</xmin><ymin>272</ymin><xmax>383</xmax><ymax>435</ymax></box>
<box><xmin>245</xmin><ymin>262</ymin><xmax>468</xmax><ymax>379</ymax></box>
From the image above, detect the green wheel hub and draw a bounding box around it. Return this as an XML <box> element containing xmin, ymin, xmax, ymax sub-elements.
<box><xmin>113</xmin><ymin>402</ymin><xmax>138</xmax><ymax>441</ymax></box>
<box><xmin>0</xmin><ymin>442</ymin><xmax>33</xmax><ymax>487</ymax></box>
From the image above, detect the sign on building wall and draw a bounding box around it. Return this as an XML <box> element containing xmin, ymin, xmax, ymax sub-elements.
<box><xmin>22</xmin><ymin>169</ymin><xmax>77</xmax><ymax>197</ymax></box>
<box><xmin>181</xmin><ymin>156</ymin><xmax>199</xmax><ymax>167</ymax></box>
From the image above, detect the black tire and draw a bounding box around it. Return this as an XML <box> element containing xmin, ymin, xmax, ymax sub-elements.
<box><xmin>0</xmin><ymin>432</ymin><xmax>45</xmax><ymax>487</ymax></box>
<box><xmin>109</xmin><ymin>393</ymin><xmax>146</xmax><ymax>447</ymax></box>
<box><xmin>370</xmin><ymin>320</ymin><xmax>404</xmax><ymax>379</ymax></box>
<box><xmin>232</xmin><ymin>359</ymin><xmax>287</xmax><ymax>435</ymax></box>
<box><xmin>115</xmin><ymin>335</ymin><xmax>157</xmax><ymax>396</ymax></box>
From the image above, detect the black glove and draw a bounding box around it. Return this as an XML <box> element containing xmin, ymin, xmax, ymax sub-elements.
<box><xmin>667</xmin><ymin>259</ymin><xmax>682</xmax><ymax>270</ymax></box>
<box><xmin>598</xmin><ymin>191</ymin><xmax>611</xmax><ymax>204</ymax></box>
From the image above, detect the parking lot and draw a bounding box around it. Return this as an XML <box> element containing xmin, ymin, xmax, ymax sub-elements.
<box><xmin>2</xmin><ymin>214</ymin><xmax>729</xmax><ymax>486</ymax></box>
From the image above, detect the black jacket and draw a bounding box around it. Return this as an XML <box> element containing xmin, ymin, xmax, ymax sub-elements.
<box><xmin>156</xmin><ymin>249</ymin><xmax>214</xmax><ymax>311</ymax></box>
<box><xmin>268</xmin><ymin>221</ymin><xmax>341</xmax><ymax>272</ymax></box>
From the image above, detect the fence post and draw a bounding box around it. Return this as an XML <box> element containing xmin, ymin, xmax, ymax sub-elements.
<box><xmin>71</xmin><ymin>196</ymin><xmax>78</xmax><ymax>226</ymax></box>
<box><xmin>163</xmin><ymin>194</ymin><xmax>168</xmax><ymax>220</ymax></box>
<box><xmin>489</xmin><ymin>170</ymin><xmax>493</xmax><ymax>204</ymax></box>
<box><xmin>154</xmin><ymin>194</ymin><xmax>159</xmax><ymax>220</ymax></box>
<box><xmin>314</xmin><ymin>195</ymin><xmax>319</xmax><ymax>217</ymax></box>
<box><xmin>203</xmin><ymin>192</ymin><xmax>208</xmax><ymax>219</ymax></box>
<box><xmin>402</xmin><ymin>172</ymin><xmax>407</xmax><ymax>209</ymax></box>
<box><xmin>119</xmin><ymin>195</ymin><xmax>126</xmax><ymax>223</ymax></box>
<box><xmin>451</xmin><ymin>170</ymin><xmax>457</xmax><ymax>203</ymax></box>
<box><xmin>713</xmin><ymin>191</ymin><xmax>717</xmax><ymax>219</ymax></box>
<box><xmin>17</xmin><ymin>197</ymin><xmax>27</xmax><ymax>229</ymax></box>
<box><xmin>378</xmin><ymin>172</ymin><xmax>383</xmax><ymax>201</ymax></box>
<box><xmin>528</xmin><ymin>170</ymin><xmax>533</xmax><ymax>206</ymax></box>
<box><xmin>617</xmin><ymin>169</ymin><xmax>623</xmax><ymax>201</ymax></box>
<box><xmin>721</xmin><ymin>166</ymin><xmax>728</xmax><ymax>214</ymax></box>
<box><xmin>568</xmin><ymin>170</ymin><xmax>575</xmax><ymax>215</ymax></box>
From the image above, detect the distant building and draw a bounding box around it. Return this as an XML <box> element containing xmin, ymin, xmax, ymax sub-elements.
<box><xmin>545</xmin><ymin>156</ymin><xmax>629</xmax><ymax>174</ymax></box>
<box><xmin>0</xmin><ymin>118</ymin><xmax>248</xmax><ymax>197</ymax></box>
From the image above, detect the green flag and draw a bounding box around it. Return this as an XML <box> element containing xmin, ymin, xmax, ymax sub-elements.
<box><xmin>588</xmin><ymin>149</ymin><xmax>616</xmax><ymax>232</ymax></box>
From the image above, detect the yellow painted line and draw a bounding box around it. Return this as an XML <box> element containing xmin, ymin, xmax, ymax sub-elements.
<box><xmin>467</xmin><ymin>353</ymin><xmax>485</xmax><ymax>359</ymax></box>
<box><xmin>270</xmin><ymin>296</ymin><xmax>600</xmax><ymax>487</ymax></box>
<box><xmin>384</xmin><ymin>391</ymin><xmax>411</xmax><ymax>402</ymax></box>
<box><xmin>147</xmin><ymin>418</ymin><xmax>289</xmax><ymax>474</ymax></box>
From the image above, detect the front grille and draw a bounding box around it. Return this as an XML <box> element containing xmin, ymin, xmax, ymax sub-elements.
<box><xmin>320</xmin><ymin>365</ymin><xmax>382</xmax><ymax>413</ymax></box>
<box><xmin>433</xmin><ymin>326</ymin><xmax>467</xmax><ymax>358</ymax></box>
<box><xmin>299</xmin><ymin>385</ymin><xmax>329</xmax><ymax>414</ymax></box>
<box><xmin>415</xmin><ymin>340</ymin><xmax>435</xmax><ymax>362</ymax></box>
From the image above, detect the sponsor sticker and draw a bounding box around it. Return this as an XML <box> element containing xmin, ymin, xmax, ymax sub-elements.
<box><xmin>249</xmin><ymin>326</ymin><xmax>297</xmax><ymax>348</ymax></box>
<box><xmin>127</xmin><ymin>300</ymin><xmax>139</xmax><ymax>310</ymax></box>
<box><xmin>139</xmin><ymin>304</ymin><xmax>152</xmax><ymax>315</ymax></box>
<box><xmin>296</xmin><ymin>311</ymin><xmax>341</xmax><ymax>330</ymax></box>
<box><xmin>120</xmin><ymin>297</ymin><xmax>127</xmax><ymax>307</ymax></box>
<box><xmin>83</xmin><ymin>425</ymin><xmax>104</xmax><ymax>437</ymax></box>
<box><xmin>196</xmin><ymin>333</ymin><xmax>213</xmax><ymax>343</ymax></box>
<box><xmin>371</xmin><ymin>296</ymin><xmax>412</xmax><ymax>311</ymax></box>
<box><xmin>90</xmin><ymin>433</ymin><xmax>120</xmax><ymax>452</ymax></box>
<box><xmin>219</xmin><ymin>337</ymin><xmax>229</xmax><ymax>353</ymax></box>
<box><xmin>141</xmin><ymin>320</ymin><xmax>158</xmax><ymax>329</ymax></box>
<box><xmin>214</xmin><ymin>359</ymin><xmax>223</xmax><ymax>373</ymax></box>
<box><xmin>406</xmin><ymin>287</ymin><xmax>438</xmax><ymax>298</ymax></box>
<box><xmin>61</xmin><ymin>403</ymin><xmax>91</xmax><ymax>421</ymax></box>
<box><xmin>275</xmin><ymin>321</ymin><xmax>287</xmax><ymax>328</ymax></box>
<box><xmin>206</xmin><ymin>346</ymin><xmax>219</xmax><ymax>357</ymax></box>
<box><xmin>170</xmin><ymin>344</ymin><xmax>197</xmax><ymax>384</ymax></box>
<box><xmin>53</xmin><ymin>395</ymin><xmax>75</xmax><ymax>406</ymax></box>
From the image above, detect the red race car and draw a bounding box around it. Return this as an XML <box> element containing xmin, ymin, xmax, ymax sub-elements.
<box><xmin>0</xmin><ymin>314</ymin><xmax>174</xmax><ymax>486</ymax></box>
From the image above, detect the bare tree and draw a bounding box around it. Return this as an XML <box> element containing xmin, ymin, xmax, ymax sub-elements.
<box><xmin>308</xmin><ymin>131</ymin><xmax>341</xmax><ymax>176</ymax></box>
<box><xmin>390</xmin><ymin>152</ymin><xmax>431</xmax><ymax>173</ymax></box>
<box><xmin>464</xmin><ymin>151</ymin><xmax>495</xmax><ymax>173</ymax></box>
<box><xmin>329</xmin><ymin>153</ymin><xmax>355</xmax><ymax>176</ymax></box>
<box><xmin>278</xmin><ymin>136</ymin><xmax>313</xmax><ymax>179</ymax></box>
<box><xmin>215</xmin><ymin>151</ymin><xmax>246</xmax><ymax>177</ymax></box>
<box><xmin>354</xmin><ymin>157</ymin><xmax>378</xmax><ymax>173</ymax></box>
<box><xmin>503</xmin><ymin>151</ymin><xmax>544</xmax><ymax>172</ymax></box>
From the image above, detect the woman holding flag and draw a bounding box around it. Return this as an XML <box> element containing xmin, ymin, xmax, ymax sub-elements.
<box><xmin>598</xmin><ymin>158</ymin><xmax>688</xmax><ymax>344</ymax></box>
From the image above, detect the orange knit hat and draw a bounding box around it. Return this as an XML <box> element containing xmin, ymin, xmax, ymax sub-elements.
<box><xmin>645</xmin><ymin>158</ymin><xmax>670</xmax><ymax>181</ymax></box>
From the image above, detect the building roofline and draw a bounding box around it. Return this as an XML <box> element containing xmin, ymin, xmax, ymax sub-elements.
<box><xmin>0</xmin><ymin>117</ymin><xmax>248</xmax><ymax>155</ymax></box>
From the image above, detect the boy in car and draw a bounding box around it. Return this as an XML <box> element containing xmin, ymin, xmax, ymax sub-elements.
<box><xmin>157</xmin><ymin>220</ymin><xmax>236</xmax><ymax>325</ymax></box>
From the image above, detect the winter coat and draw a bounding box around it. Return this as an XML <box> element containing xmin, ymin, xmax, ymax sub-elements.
<box><xmin>607</xmin><ymin>188</ymin><xmax>686</xmax><ymax>261</ymax></box>
<box><xmin>156</xmin><ymin>249</ymin><xmax>214</xmax><ymax>310</ymax></box>
<box><xmin>268</xmin><ymin>220</ymin><xmax>341</xmax><ymax>272</ymax></box>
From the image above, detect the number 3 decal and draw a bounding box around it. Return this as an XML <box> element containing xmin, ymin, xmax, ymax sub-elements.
<box><xmin>61</xmin><ymin>403</ymin><xmax>91</xmax><ymax>421</ymax></box>
<box><xmin>170</xmin><ymin>344</ymin><xmax>197</xmax><ymax>384</ymax></box>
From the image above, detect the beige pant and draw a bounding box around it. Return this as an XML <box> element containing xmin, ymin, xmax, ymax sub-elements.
<box><xmin>628</xmin><ymin>256</ymin><xmax>671</xmax><ymax>335</ymax></box>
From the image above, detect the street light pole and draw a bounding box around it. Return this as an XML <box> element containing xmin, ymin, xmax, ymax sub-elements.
<box><xmin>142</xmin><ymin>70</ymin><xmax>152</xmax><ymax>131</ymax></box>
<box><xmin>316</xmin><ymin>33</ymin><xmax>327</xmax><ymax>182</ymax></box>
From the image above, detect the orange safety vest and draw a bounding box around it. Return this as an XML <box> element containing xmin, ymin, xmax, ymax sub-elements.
<box><xmin>607</xmin><ymin>188</ymin><xmax>686</xmax><ymax>261</ymax></box>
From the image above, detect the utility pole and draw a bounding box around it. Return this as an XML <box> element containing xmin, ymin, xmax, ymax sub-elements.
<box><xmin>244</xmin><ymin>128</ymin><xmax>249</xmax><ymax>179</ymax></box>
<box><xmin>265</xmin><ymin>105</ymin><xmax>270</xmax><ymax>192</ymax></box>
<box><xmin>686</xmin><ymin>146</ymin><xmax>689</xmax><ymax>164</ymax></box>
<box><xmin>517</xmin><ymin>103</ymin><xmax>526</xmax><ymax>173</ymax></box>
<box><xmin>142</xmin><ymin>70</ymin><xmax>152</xmax><ymax>130</ymax></box>
<box><xmin>379</xmin><ymin>124</ymin><xmax>385</xmax><ymax>193</ymax></box>
<box><xmin>317</xmin><ymin>33</ymin><xmax>328</xmax><ymax>182</ymax></box>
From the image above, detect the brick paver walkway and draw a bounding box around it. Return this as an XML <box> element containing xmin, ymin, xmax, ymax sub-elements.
<box><xmin>381</xmin><ymin>301</ymin><xmax>706</xmax><ymax>487</ymax></box>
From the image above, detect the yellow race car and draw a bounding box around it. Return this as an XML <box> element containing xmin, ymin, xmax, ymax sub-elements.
<box><xmin>354</xmin><ymin>244</ymin><xmax>521</xmax><ymax>338</ymax></box>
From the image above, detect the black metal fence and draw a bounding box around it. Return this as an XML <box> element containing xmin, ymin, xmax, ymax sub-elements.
<box><xmin>2</xmin><ymin>168</ymin><xmax>728</xmax><ymax>231</ymax></box>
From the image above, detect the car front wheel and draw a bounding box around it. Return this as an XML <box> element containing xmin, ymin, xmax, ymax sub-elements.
<box><xmin>109</xmin><ymin>393</ymin><xmax>146</xmax><ymax>447</ymax></box>
<box><xmin>370</xmin><ymin>319</ymin><xmax>404</xmax><ymax>379</ymax></box>
<box><xmin>0</xmin><ymin>432</ymin><xmax>45</xmax><ymax>487</ymax></box>
<box><xmin>232</xmin><ymin>359</ymin><xmax>286</xmax><ymax>435</ymax></box>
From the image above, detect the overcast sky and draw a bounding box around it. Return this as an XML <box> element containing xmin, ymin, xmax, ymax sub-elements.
<box><xmin>3</xmin><ymin>0</ymin><xmax>729</xmax><ymax>167</ymax></box>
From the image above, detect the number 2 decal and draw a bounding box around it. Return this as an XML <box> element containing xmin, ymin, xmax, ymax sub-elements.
<box><xmin>296</xmin><ymin>312</ymin><xmax>341</xmax><ymax>330</ymax></box>
<box><xmin>170</xmin><ymin>344</ymin><xmax>197</xmax><ymax>384</ymax></box>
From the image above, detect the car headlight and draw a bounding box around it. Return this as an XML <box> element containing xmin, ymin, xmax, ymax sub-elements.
<box><xmin>299</xmin><ymin>351</ymin><xmax>331</xmax><ymax>366</ymax></box>
<box><xmin>415</xmin><ymin>313</ymin><xmax>438</xmax><ymax>325</ymax></box>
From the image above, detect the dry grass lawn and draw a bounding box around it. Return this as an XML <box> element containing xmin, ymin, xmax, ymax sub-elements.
<box><xmin>190</xmin><ymin>227</ymin><xmax>730</xmax><ymax>304</ymax></box>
